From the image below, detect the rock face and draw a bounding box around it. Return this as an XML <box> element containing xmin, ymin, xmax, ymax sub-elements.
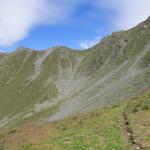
<box><xmin>0</xmin><ymin>18</ymin><xmax>150</xmax><ymax>128</ymax></box>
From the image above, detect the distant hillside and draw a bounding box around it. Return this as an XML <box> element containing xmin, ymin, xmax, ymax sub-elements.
<box><xmin>0</xmin><ymin>17</ymin><xmax>150</xmax><ymax>130</ymax></box>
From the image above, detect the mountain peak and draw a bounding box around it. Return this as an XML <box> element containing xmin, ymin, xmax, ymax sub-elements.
<box><xmin>134</xmin><ymin>16</ymin><xmax>150</xmax><ymax>29</ymax></box>
<box><xmin>15</xmin><ymin>46</ymin><xmax>33</xmax><ymax>52</ymax></box>
<box><xmin>143</xmin><ymin>16</ymin><xmax>150</xmax><ymax>25</ymax></box>
<box><xmin>146</xmin><ymin>16</ymin><xmax>150</xmax><ymax>21</ymax></box>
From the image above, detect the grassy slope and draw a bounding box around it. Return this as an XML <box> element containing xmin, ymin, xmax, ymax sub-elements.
<box><xmin>1</xmin><ymin>91</ymin><xmax>150</xmax><ymax>150</ymax></box>
<box><xmin>125</xmin><ymin>90</ymin><xmax>150</xmax><ymax>149</ymax></box>
<box><xmin>1</xmin><ymin>102</ymin><xmax>131</xmax><ymax>150</ymax></box>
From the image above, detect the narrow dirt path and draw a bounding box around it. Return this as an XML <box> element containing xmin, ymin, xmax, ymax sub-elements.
<box><xmin>122</xmin><ymin>111</ymin><xmax>144</xmax><ymax>150</ymax></box>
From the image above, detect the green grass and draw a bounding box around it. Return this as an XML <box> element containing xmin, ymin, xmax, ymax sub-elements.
<box><xmin>3</xmin><ymin>103</ymin><xmax>131</xmax><ymax>150</ymax></box>
<box><xmin>2</xmin><ymin>91</ymin><xmax>150</xmax><ymax>150</ymax></box>
<box><xmin>125</xmin><ymin>91</ymin><xmax>150</xmax><ymax>149</ymax></box>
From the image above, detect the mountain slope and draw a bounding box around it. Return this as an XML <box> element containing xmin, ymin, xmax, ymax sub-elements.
<box><xmin>124</xmin><ymin>90</ymin><xmax>150</xmax><ymax>149</ymax></box>
<box><xmin>0</xmin><ymin>17</ymin><xmax>150</xmax><ymax>129</ymax></box>
<box><xmin>1</xmin><ymin>91</ymin><xmax>150</xmax><ymax>150</ymax></box>
<box><xmin>1</xmin><ymin>102</ymin><xmax>132</xmax><ymax>150</ymax></box>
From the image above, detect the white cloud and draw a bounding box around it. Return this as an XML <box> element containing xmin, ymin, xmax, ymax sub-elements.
<box><xmin>1</xmin><ymin>0</ymin><xmax>149</xmax><ymax>47</ymax></box>
<box><xmin>0</xmin><ymin>0</ymin><xmax>82</xmax><ymax>47</ymax></box>
<box><xmin>79</xmin><ymin>36</ymin><xmax>101</xmax><ymax>49</ymax></box>
<box><xmin>95</xmin><ymin>0</ymin><xmax>150</xmax><ymax>30</ymax></box>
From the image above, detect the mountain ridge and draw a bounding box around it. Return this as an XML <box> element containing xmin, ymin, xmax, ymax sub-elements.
<box><xmin>2</xmin><ymin>16</ymin><xmax>150</xmax><ymax>55</ymax></box>
<box><xmin>0</xmin><ymin>17</ymin><xmax>150</xmax><ymax>130</ymax></box>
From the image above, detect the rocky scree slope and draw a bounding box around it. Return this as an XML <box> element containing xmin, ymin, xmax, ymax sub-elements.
<box><xmin>0</xmin><ymin>17</ymin><xmax>150</xmax><ymax>129</ymax></box>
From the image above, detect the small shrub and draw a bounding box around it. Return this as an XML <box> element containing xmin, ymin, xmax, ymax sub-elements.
<box><xmin>125</xmin><ymin>121</ymin><xmax>130</xmax><ymax>125</ymax></box>
<box><xmin>142</xmin><ymin>105</ymin><xmax>149</xmax><ymax>110</ymax></box>
<box><xmin>8</xmin><ymin>129</ymin><xmax>16</xmax><ymax>134</ymax></box>
<box><xmin>112</xmin><ymin>104</ymin><xmax>119</xmax><ymax>108</ymax></box>
<box><xmin>132</xmin><ymin>108</ymin><xmax>138</xmax><ymax>113</ymax></box>
<box><xmin>126</xmin><ymin>127</ymin><xmax>133</xmax><ymax>134</ymax></box>
<box><xmin>73</xmin><ymin>116</ymin><xmax>78</xmax><ymax>120</ymax></box>
<box><xmin>62</xmin><ymin>126</ymin><xmax>67</xmax><ymax>131</ymax></box>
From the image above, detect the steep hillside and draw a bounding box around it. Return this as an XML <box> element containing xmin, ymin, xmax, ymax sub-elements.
<box><xmin>0</xmin><ymin>17</ymin><xmax>150</xmax><ymax>130</ymax></box>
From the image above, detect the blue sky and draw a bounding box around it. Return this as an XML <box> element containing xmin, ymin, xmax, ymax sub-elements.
<box><xmin>0</xmin><ymin>0</ymin><xmax>150</xmax><ymax>52</ymax></box>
